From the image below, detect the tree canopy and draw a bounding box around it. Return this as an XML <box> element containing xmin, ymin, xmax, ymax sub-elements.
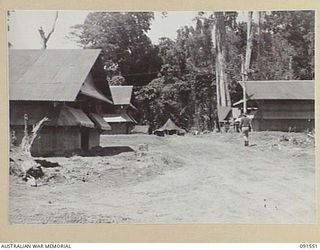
<box><xmin>70</xmin><ymin>10</ymin><xmax>314</xmax><ymax>131</ymax></box>
<box><xmin>70</xmin><ymin>12</ymin><xmax>162</xmax><ymax>85</ymax></box>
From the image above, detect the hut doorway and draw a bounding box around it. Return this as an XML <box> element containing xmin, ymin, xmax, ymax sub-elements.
<box><xmin>81</xmin><ymin>128</ymin><xmax>89</xmax><ymax>150</ymax></box>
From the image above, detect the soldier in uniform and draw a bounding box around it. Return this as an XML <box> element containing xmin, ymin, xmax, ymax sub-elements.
<box><xmin>239</xmin><ymin>113</ymin><xmax>251</xmax><ymax>146</ymax></box>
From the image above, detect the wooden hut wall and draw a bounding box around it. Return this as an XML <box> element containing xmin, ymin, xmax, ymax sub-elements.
<box><xmin>88</xmin><ymin>129</ymin><xmax>100</xmax><ymax>149</ymax></box>
<box><xmin>11</xmin><ymin>125</ymin><xmax>103</xmax><ymax>156</ymax></box>
<box><xmin>252</xmin><ymin>100</ymin><xmax>314</xmax><ymax>132</ymax></box>
<box><xmin>252</xmin><ymin>119</ymin><xmax>314</xmax><ymax>132</ymax></box>
<box><xmin>31</xmin><ymin>127</ymin><xmax>81</xmax><ymax>156</ymax></box>
<box><xmin>35</xmin><ymin>127</ymin><xmax>81</xmax><ymax>156</ymax></box>
<box><xmin>104</xmin><ymin>123</ymin><xmax>129</xmax><ymax>135</ymax></box>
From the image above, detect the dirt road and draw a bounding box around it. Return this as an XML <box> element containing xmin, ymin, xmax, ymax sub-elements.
<box><xmin>10</xmin><ymin>132</ymin><xmax>315</xmax><ymax>224</ymax></box>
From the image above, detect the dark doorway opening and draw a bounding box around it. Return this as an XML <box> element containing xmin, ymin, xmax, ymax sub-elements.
<box><xmin>81</xmin><ymin>128</ymin><xmax>89</xmax><ymax>150</ymax></box>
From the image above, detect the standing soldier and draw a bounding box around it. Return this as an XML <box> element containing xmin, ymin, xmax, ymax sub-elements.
<box><xmin>239</xmin><ymin>113</ymin><xmax>251</xmax><ymax>146</ymax></box>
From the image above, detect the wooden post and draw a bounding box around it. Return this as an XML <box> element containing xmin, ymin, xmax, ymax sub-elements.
<box><xmin>243</xmin><ymin>81</ymin><xmax>247</xmax><ymax>114</ymax></box>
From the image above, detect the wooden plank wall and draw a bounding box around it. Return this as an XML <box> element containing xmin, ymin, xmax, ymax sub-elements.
<box><xmin>252</xmin><ymin>119</ymin><xmax>314</xmax><ymax>132</ymax></box>
<box><xmin>88</xmin><ymin>129</ymin><xmax>100</xmax><ymax>149</ymax></box>
<box><xmin>10</xmin><ymin>126</ymin><xmax>82</xmax><ymax>156</ymax></box>
<box><xmin>251</xmin><ymin>100</ymin><xmax>315</xmax><ymax>132</ymax></box>
<box><xmin>103</xmin><ymin>123</ymin><xmax>129</xmax><ymax>135</ymax></box>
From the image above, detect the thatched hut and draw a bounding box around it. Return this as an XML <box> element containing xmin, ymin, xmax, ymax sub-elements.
<box><xmin>233</xmin><ymin>80</ymin><xmax>314</xmax><ymax>131</ymax></box>
<box><xmin>9</xmin><ymin>49</ymin><xmax>112</xmax><ymax>156</ymax></box>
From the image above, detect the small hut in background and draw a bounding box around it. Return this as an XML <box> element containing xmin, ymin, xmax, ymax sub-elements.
<box><xmin>217</xmin><ymin>106</ymin><xmax>232</xmax><ymax>128</ymax></box>
<box><xmin>103</xmin><ymin>86</ymin><xmax>137</xmax><ymax>134</ymax></box>
<box><xmin>154</xmin><ymin>118</ymin><xmax>186</xmax><ymax>136</ymax></box>
<box><xmin>9</xmin><ymin>49</ymin><xmax>113</xmax><ymax>156</ymax></box>
<box><xmin>233</xmin><ymin>80</ymin><xmax>314</xmax><ymax>132</ymax></box>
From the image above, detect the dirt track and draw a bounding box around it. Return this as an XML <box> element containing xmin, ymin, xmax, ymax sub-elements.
<box><xmin>10</xmin><ymin>132</ymin><xmax>315</xmax><ymax>224</ymax></box>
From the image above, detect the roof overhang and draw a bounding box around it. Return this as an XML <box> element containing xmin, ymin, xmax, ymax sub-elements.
<box><xmin>103</xmin><ymin>113</ymin><xmax>136</xmax><ymax>123</ymax></box>
<box><xmin>10</xmin><ymin>104</ymin><xmax>95</xmax><ymax>128</ymax></box>
<box><xmin>88</xmin><ymin>113</ymin><xmax>111</xmax><ymax>130</ymax></box>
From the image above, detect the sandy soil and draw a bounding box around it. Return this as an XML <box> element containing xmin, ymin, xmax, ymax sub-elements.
<box><xmin>9</xmin><ymin>132</ymin><xmax>315</xmax><ymax>224</ymax></box>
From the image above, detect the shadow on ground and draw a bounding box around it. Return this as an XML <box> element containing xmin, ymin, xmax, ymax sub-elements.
<box><xmin>79</xmin><ymin>146</ymin><xmax>135</xmax><ymax>157</ymax></box>
<box><xmin>31</xmin><ymin>146</ymin><xmax>135</xmax><ymax>158</ymax></box>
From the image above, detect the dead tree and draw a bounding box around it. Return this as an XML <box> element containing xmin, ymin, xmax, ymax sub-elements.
<box><xmin>20</xmin><ymin>116</ymin><xmax>49</xmax><ymax>157</ymax></box>
<box><xmin>38</xmin><ymin>11</ymin><xmax>59</xmax><ymax>49</ymax></box>
<box><xmin>18</xmin><ymin>116</ymin><xmax>49</xmax><ymax>186</ymax></box>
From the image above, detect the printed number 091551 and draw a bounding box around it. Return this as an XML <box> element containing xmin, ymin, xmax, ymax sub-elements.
<box><xmin>300</xmin><ymin>244</ymin><xmax>318</xmax><ymax>248</ymax></box>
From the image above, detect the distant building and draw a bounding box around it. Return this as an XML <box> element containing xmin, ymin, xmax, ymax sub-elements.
<box><xmin>154</xmin><ymin>118</ymin><xmax>186</xmax><ymax>136</ymax></box>
<box><xmin>9</xmin><ymin>49</ymin><xmax>113</xmax><ymax>156</ymax></box>
<box><xmin>217</xmin><ymin>106</ymin><xmax>232</xmax><ymax>123</ymax></box>
<box><xmin>233</xmin><ymin>80</ymin><xmax>314</xmax><ymax>131</ymax></box>
<box><xmin>103</xmin><ymin>86</ymin><xmax>137</xmax><ymax>134</ymax></box>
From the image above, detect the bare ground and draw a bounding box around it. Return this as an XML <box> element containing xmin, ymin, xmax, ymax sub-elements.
<box><xmin>9</xmin><ymin>132</ymin><xmax>315</xmax><ymax>224</ymax></box>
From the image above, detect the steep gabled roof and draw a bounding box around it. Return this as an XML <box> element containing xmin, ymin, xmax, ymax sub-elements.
<box><xmin>109</xmin><ymin>86</ymin><xmax>133</xmax><ymax>105</ymax></box>
<box><xmin>80</xmin><ymin>74</ymin><xmax>113</xmax><ymax>104</ymax></box>
<box><xmin>9</xmin><ymin>49</ymin><xmax>110</xmax><ymax>102</ymax></box>
<box><xmin>243</xmin><ymin>80</ymin><xmax>314</xmax><ymax>100</ymax></box>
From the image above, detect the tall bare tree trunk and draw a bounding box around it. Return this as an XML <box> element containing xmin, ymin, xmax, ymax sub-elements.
<box><xmin>257</xmin><ymin>12</ymin><xmax>261</xmax><ymax>76</ymax></box>
<box><xmin>214</xmin><ymin>12</ymin><xmax>231</xmax><ymax>107</ymax></box>
<box><xmin>192</xmin><ymin>82</ymin><xmax>200</xmax><ymax>130</ymax></box>
<box><xmin>245</xmin><ymin>11</ymin><xmax>254</xmax><ymax>72</ymax></box>
<box><xmin>242</xmin><ymin>11</ymin><xmax>255</xmax><ymax>114</ymax></box>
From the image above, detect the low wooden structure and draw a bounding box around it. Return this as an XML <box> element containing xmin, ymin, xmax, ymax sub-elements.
<box><xmin>9</xmin><ymin>49</ymin><xmax>113</xmax><ymax>156</ymax></box>
<box><xmin>234</xmin><ymin>80</ymin><xmax>314</xmax><ymax>132</ymax></box>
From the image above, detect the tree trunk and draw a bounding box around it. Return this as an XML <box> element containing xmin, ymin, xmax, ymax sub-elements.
<box><xmin>245</xmin><ymin>11</ymin><xmax>254</xmax><ymax>72</ymax></box>
<box><xmin>214</xmin><ymin>12</ymin><xmax>231</xmax><ymax>107</ymax></box>
<box><xmin>21</xmin><ymin>116</ymin><xmax>49</xmax><ymax>157</ymax></box>
<box><xmin>38</xmin><ymin>11</ymin><xmax>59</xmax><ymax>49</ymax></box>
<box><xmin>257</xmin><ymin>12</ymin><xmax>261</xmax><ymax>78</ymax></box>
<box><xmin>192</xmin><ymin>78</ymin><xmax>200</xmax><ymax>130</ymax></box>
<box><xmin>242</xmin><ymin>11</ymin><xmax>255</xmax><ymax>114</ymax></box>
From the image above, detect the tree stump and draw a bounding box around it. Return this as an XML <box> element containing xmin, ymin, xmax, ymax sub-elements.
<box><xmin>137</xmin><ymin>143</ymin><xmax>148</xmax><ymax>158</ymax></box>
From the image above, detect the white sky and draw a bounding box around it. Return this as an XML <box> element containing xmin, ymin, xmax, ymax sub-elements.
<box><xmin>8</xmin><ymin>11</ymin><xmax>202</xmax><ymax>49</ymax></box>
